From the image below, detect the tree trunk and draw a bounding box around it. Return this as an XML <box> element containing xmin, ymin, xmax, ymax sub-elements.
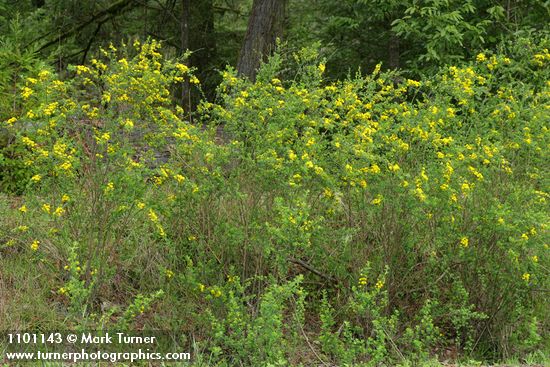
<box><xmin>190</xmin><ymin>0</ymin><xmax>216</xmax><ymax>100</ymax></box>
<box><xmin>388</xmin><ymin>32</ymin><xmax>400</xmax><ymax>70</ymax></box>
<box><xmin>237</xmin><ymin>0</ymin><xmax>286</xmax><ymax>81</ymax></box>
<box><xmin>180</xmin><ymin>0</ymin><xmax>191</xmax><ymax>116</ymax></box>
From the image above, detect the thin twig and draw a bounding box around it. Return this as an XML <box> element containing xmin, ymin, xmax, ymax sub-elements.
<box><xmin>299</xmin><ymin>323</ymin><xmax>331</xmax><ymax>367</ymax></box>
<box><xmin>288</xmin><ymin>257</ymin><xmax>338</xmax><ymax>284</ymax></box>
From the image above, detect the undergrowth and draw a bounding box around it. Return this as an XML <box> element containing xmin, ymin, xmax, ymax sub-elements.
<box><xmin>1</xmin><ymin>36</ymin><xmax>548</xmax><ymax>365</ymax></box>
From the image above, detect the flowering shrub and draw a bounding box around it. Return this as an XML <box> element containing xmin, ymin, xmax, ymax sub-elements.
<box><xmin>0</xmin><ymin>37</ymin><xmax>548</xmax><ymax>364</ymax></box>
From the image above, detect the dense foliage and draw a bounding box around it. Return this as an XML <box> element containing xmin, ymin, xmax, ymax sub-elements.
<box><xmin>1</xmin><ymin>1</ymin><xmax>549</xmax><ymax>366</ymax></box>
<box><xmin>1</xmin><ymin>34</ymin><xmax>548</xmax><ymax>365</ymax></box>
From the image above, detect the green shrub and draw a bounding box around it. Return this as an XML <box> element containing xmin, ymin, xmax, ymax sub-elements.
<box><xmin>1</xmin><ymin>35</ymin><xmax>548</xmax><ymax>364</ymax></box>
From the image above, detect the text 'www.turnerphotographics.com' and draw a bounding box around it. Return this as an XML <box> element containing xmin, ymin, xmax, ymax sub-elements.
<box><xmin>3</xmin><ymin>332</ymin><xmax>191</xmax><ymax>363</ymax></box>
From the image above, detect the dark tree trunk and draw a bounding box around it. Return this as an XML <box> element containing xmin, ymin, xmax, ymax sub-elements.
<box><xmin>176</xmin><ymin>0</ymin><xmax>217</xmax><ymax>113</ymax></box>
<box><xmin>190</xmin><ymin>0</ymin><xmax>216</xmax><ymax>99</ymax></box>
<box><xmin>388</xmin><ymin>32</ymin><xmax>400</xmax><ymax>69</ymax></box>
<box><xmin>237</xmin><ymin>0</ymin><xmax>286</xmax><ymax>81</ymax></box>
<box><xmin>32</xmin><ymin>0</ymin><xmax>45</xmax><ymax>7</ymax></box>
<box><xmin>180</xmin><ymin>0</ymin><xmax>191</xmax><ymax>115</ymax></box>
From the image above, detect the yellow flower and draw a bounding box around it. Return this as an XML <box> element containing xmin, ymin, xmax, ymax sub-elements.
<box><xmin>371</xmin><ymin>195</ymin><xmax>383</xmax><ymax>205</ymax></box>
<box><xmin>414</xmin><ymin>187</ymin><xmax>426</xmax><ymax>201</ymax></box>
<box><xmin>21</xmin><ymin>87</ymin><xmax>33</xmax><ymax>99</ymax></box>
<box><xmin>375</xmin><ymin>280</ymin><xmax>384</xmax><ymax>289</ymax></box>
<box><xmin>22</xmin><ymin>136</ymin><xmax>37</xmax><ymax>149</ymax></box>
<box><xmin>468</xmin><ymin>166</ymin><xmax>484</xmax><ymax>181</ymax></box>
<box><xmin>460</xmin><ymin>237</ymin><xmax>469</xmax><ymax>248</ymax></box>
<box><xmin>358</xmin><ymin>276</ymin><xmax>367</xmax><ymax>285</ymax></box>
<box><xmin>174</xmin><ymin>174</ymin><xmax>186</xmax><ymax>183</ymax></box>
<box><xmin>96</xmin><ymin>132</ymin><xmax>111</xmax><ymax>144</ymax></box>
<box><xmin>122</xmin><ymin>118</ymin><xmax>134</xmax><ymax>129</ymax></box>
<box><xmin>30</xmin><ymin>240</ymin><xmax>40</xmax><ymax>251</ymax></box>
<box><xmin>398</xmin><ymin>141</ymin><xmax>409</xmax><ymax>151</ymax></box>
<box><xmin>521</xmin><ymin>233</ymin><xmax>529</xmax><ymax>241</ymax></box>
<box><xmin>318</xmin><ymin>63</ymin><xmax>326</xmax><ymax>73</ymax></box>
<box><xmin>42</xmin><ymin>204</ymin><xmax>51</xmax><ymax>214</ymax></box>
<box><xmin>58</xmin><ymin>161</ymin><xmax>72</xmax><ymax>171</ymax></box>
<box><xmin>176</xmin><ymin>63</ymin><xmax>189</xmax><ymax>73</ymax></box>
<box><xmin>53</xmin><ymin>207</ymin><xmax>65</xmax><ymax>217</ymax></box>
<box><xmin>118</xmin><ymin>58</ymin><xmax>129</xmax><ymax>68</ymax></box>
<box><xmin>532</xmin><ymin>256</ymin><xmax>538</xmax><ymax>263</ymax></box>
<box><xmin>406</xmin><ymin>79</ymin><xmax>421</xmax><ymax>88</ymax></box>
<box><xmin>62</xmin><ymin>194</ymin><xmax>70</xmax><ymax>203</ymax></box>
<box><xmin>522</xmin><ymin>273</ymin><xmax>530</xmax><ymax>282</ymax></box>
<box><xmin>497</xmin><ymin>217</ymin><xmax>504</xmax><ymax>225</ymax></box>
<box><xmin>38</xmin><ymin>70</ymin><xmax>50</xmax><ymax>80</ymax></box>
<box><xmin>104</xmin><ymin>182</ymin><xmax>114</xmax><ymax>194</ymax></box>
<box><xmin>17</xmin><ymin>225</ymin><xmax>28</xmax><ymax>232</ymax></box>
<box><xmin>6</xmin><ymin>117</ymin><xmax>17</xmax><ymax>125</ymax></box>
<box><xmin>75</xmin><ymin>65</ymin><xmax>90</xmax><ymax>74</ymax></box>
<box><xmin>210</xmin><ymin>288</ymin><xmax>222</xmax><ymax>297</ymax></box>
<box><xmin>288</xmin><ymin>150</ymin><xmax>297</xmax><ymax>161</ymax></box>
<box><xmin>31</xmin><ymin>175</ymin><xmax>42</xmax><ymax>182</ymax></box>
<box><xmin>165</xmin><ymin>269</ymin><xmax>174</xmax><ymax>279</ymax></box>
<box><xmin>102</xmin><ymin>92</ymin><xmax>111</xmax><ymax>103</ymax></box>
<box><xmin>388</xmin><ymin>163</ymin><xmax>400</xmax><ymax>172</ymax></box>
<box><xmin>43</xmin><ymin>102</ymin><xmax>58</xmax><ymax>116</ymax></box>
<box><xmin>476</xmin><ymin>53</ymin><xmax>487</xmax><ymax>62</ymax></box>
<box><xmin>148</xmin><ymin>209</ymin><xmax>159</xmax><ymax>223</ymax></box>
<box><xmin>157</xmin><ymin>224</ymin><xmax>166</xmax><ymax>237</ymax></box>
<box><xmin>19</xmin><ymin>205</ymin><xmax>28</xmax><ymax>213</ymax></box>
<box><xmin>420</xmin><ymin>168</ymin><xmax>428</xmax><ymax>182</ymax></box>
